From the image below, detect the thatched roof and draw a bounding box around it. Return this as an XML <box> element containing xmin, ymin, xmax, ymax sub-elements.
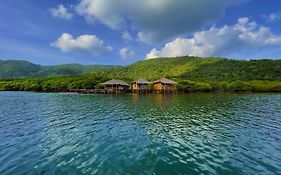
<box><xmin>132</xmin><ymin>78</ymin><xmax>150</xmax><ymax>84</ymax></box>
<box><xmin>101</xmin><ymin>79</ymin><xmax>129</xmax><ymax>86</ymax></box>
<box><xmin>153</xmin><ymin>77</ymin><xmax>177</xmax><ymax>84</ymax></box>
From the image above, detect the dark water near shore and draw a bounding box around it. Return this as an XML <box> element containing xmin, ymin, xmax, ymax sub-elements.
<box><xmin>0</xmin><ymin>92</ymin><xmax>281</xmax><ymax>175</ymax></box>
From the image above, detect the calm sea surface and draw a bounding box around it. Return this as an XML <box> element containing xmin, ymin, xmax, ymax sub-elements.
<box><xmin>0</xmin><ymin>92</ymin><xmax>281</xmax><ymax>175</ymax></box>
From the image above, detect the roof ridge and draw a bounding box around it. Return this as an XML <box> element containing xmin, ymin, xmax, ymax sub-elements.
<box><xmin>101</xmin><ymin>79</ymin><xmax>129</xmax><ymax>86</ymax></box>
<box><xmin>153</xmin><ymin>77</ymin><xmax>177</xmax><ymax>84</ymax></box>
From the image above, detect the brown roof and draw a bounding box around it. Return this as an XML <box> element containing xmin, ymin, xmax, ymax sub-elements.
<box><xmin>132</xmin><ymin>78</ymin><xmax>150</xmax><ymax>84</ymax></box>
<box><xmin>153</xmin><ymin>77</ymin><xmax>177</xmax><ymax>84</ymax></box>
<box><xmin>101</xmin><ymin>79</ymin><xmax>129</xmax><ymax>86</ymax></box>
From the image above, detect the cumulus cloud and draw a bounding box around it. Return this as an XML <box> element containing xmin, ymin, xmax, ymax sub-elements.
<box><xmin>262</xmin><ymin>11</ymin><xmax>281</xmax><ymax>23</ymax></box>
<box><xmin>51</xmin><ymin>33</ymin><xmax>113</xmax><ymax>53</ymax></box>
<box><xmin>50</xmin><ymin>4</ymin><xmax>73</xmax><ymax>20</ymax></box>
<box><xmin>146</xmin><ymin>17</ymin><xmax>281</xmax><ymax>59</ymax></box>
<box><xmin>122</xmin><ymin>31</ymin><xmax>133</xmax><ymax>42</ymax></box>
<box><xmin>76</xmin><ymin>0</ymin><xmax>247</xmax><ymax>43</ymax></box>
<box><xmin>120</xmin><ymin>47</ymin><xmax>135</xmax><ymax>59</ymax></box>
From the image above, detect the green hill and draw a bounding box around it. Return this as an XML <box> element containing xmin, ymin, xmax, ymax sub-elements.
<box><xmin>0</xmin><ymin>59</ymin><xmax>115</xmax><ymax>78</ymax></box>
<box><xmin>98</xmin><ymin>56</ymin><xmax>281</xmax><ymax>81</ymax></box>
<box><xmin>0</xmin><ymin>59</ymin><xmax>41</xmax><ymax>78</ymax></box>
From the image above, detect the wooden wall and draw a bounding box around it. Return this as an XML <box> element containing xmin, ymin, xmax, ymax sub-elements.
<box><xmin>132</xmin><ymin>83</ymin><xmax>149</xmax><ymax>90</ymax></box>
<box><xmin>153</xmin><ymin>83</ymin><xmax>163</xmax><ymax>90</ymax></box>
<box><xmin>153</xmin><ymin>83</ymin><xmax>176</xmax><ymax>91</ymax></box>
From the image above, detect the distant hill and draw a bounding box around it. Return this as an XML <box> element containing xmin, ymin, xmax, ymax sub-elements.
<box><xmin>0</xmin><ymin>60</ymin><xmax>41</xmax><ymax>78</ymax></box>
<box><xmin>37</xmin><ymin>64</ymin><xmax>115</xmax><ymax>77</ymax></box>
<box><xmin>0</xmin><ymin>59</ymin><xmax>115</xmax><ymax>78</ymax></box>
<box><xmin>100</xmin><ymin>56</ymin><xmax>281</xmax><ymax>81</ymax></box>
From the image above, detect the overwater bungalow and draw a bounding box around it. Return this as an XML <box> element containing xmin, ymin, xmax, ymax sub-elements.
<box><xmin>101</xmin><ymin>79</ymin><xmax>130</xmax><ymax>92</ymax></box>
<box><xmin>153</xmin><ymin>77</ymin><xmax>177</xmax><ymax>93</ymax></box>
<box><xmin>132</xmin><ymin>78</ymin><xmax>150</xmax><ymax>93</ymax></box>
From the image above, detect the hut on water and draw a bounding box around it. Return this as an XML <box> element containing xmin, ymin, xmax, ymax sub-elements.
<box><xmin>153</xmin><ymin>77</ymin><xmax>177</xmax><ymax>93</ymax></box>
<box><xmin>132</xmin><ymin>78</ymin><xmax>150</xmax><ymax>93</ymax></box>
<box><xmin>101</xmin><ymin>80</ymin><xmax>130</xmax><ymax>92</ymax></box>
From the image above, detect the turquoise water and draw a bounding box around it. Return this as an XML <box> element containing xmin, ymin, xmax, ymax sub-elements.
<box><xmin>0</xmin><ymin>92</ymin><xmax>281</xmax><ymax>175</ymax></box>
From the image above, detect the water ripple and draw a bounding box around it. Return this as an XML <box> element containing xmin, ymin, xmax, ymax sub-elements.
<box><xmin>0</xmin><ymin>92</ymin><xmax>281</xmax><ymax>174</ymax></box>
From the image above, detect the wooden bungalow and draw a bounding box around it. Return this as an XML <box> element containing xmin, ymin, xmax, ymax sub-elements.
<box><xmin>153</xmin><ymin>77</ymin><xmax>177</xmax><ymax>93</ymax></box>
<box><xmin>132</xmin><ymin>78</ymin><xmax>150</xmax><ymax>93</ymax></box>
<box><xmin>100</xmin><ymin>79</ymin><xmax>130</xmax><ymax>92</ymax></box>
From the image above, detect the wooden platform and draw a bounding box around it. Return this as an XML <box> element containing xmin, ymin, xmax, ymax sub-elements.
<box><xmin>67</xmin><ymin>89</ymin><xmax>178</xmax><ymax>94</ymax></box>
<box><xmin>69</xmin><ymin>89</ymin><xmax>131</xmax><ymax>94</ymax></box>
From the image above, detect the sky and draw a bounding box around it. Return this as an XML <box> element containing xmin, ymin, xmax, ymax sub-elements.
<box><xmin>0</xmin><ymin>0</ymin><xmax>281</xmax><ymax>65</ymax></box>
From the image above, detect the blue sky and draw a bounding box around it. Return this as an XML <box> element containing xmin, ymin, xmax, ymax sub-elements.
<box><xmin>0</xmin><ymin>0</ymin><xmax>281</xmax><ymax>65</ymax></box>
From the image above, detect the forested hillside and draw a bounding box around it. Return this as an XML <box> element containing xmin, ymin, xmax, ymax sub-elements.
<box><xmin>97</xmin><ymin>57</ymin><xmax>281</xmax><ymax>81</ymax></box>
<box><xmin>0</xmin><ymin>59</ymin><xmax>115</xmax><ymax>78</ymax></box>
<box><xmin>0</xmin><ymin>60</ymin><xmax>41</xmax><ymax>78</ymax></box>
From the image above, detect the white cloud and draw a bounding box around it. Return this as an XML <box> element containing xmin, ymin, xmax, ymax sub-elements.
<box><xmin>76</xmin><ymin>0</ymin><xmax>247</xmax><ymax>43</ymax></box>
<box><xmin>146</xmin><ymin>17</ymin><xmax>281</xmax><ymax>59</ymax></box>
<box><xmin>50</xmin><ymin>4</ymin><xmax>73</xmax><ymax>20</ymax></box>
<box><xmin>122</xmin><ymin>31</ymin><xmax>133</xmax><ymax>42</ymax></box>
<box><xmin>137</xmin><ymin>32</ymin><xmax>156</xmax><ymax>44</ymax></box>
<box><xmin>120</xmin><ymin>47</ymin><xmax>135</xmax><ymax>59</ymax></box>
<box><xmin>262</xmin><ymin>11</ymin><xmax>281</xmax><ymax>23</ymax></box>
<box><xmin>51</xmin><ymin>33</ymin><xmax>113</xmax><ymax>53</ymax></box>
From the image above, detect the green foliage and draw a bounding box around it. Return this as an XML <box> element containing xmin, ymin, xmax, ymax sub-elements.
<box><xmin>181</xmin><ymin>59</ymin><xmax>281</xmax><ymax>81</ymax></box>
<box><xmin>177</xmin><ymin>80</ymin><xmax>213</xmax><ymax>92</ymax></box>
<box><xmin>249</xmin><ymin>81</ymin><xmax>281</xmax><ymax>92</ymax></box>
<box><xmin>226</xmin><ymin>81</ymin><xmax>254</xmax><ymax>91</ymax></box>
<box><xmin>100</xmin><ymin>56</ymin><xmax>224</xmax><ymax>80</ymax></box>
<box><xmin>0</xmin><ymin>73</ymin><xmax>109</xmax><ymax>92</ymax></box>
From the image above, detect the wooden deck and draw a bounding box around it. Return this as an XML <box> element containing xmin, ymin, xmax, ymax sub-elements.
<box><xmin>68</xmin><ymin>89</ymin><xmax>178</xmax><ymax>94</ymax></box>
<box><xmin>69</xmin><ymin>89</ymin><xmax>131</xmax><ymax>94</ymax></box>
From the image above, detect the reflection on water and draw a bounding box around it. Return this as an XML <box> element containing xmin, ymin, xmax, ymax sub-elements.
<box><xmin>0</xmin><ymin>92</ymin><xmax>281</xmax><ymax>175</ymax></box>
<box><xmin>132</xmin><ymin>93</ymin><xmax>177</xmax><ymax>105</ymax></box>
